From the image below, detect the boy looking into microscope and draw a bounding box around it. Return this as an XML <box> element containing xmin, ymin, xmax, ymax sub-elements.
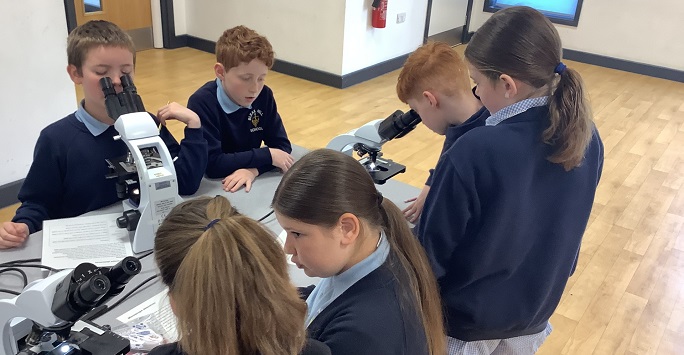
<box><xmin>396</xmin><ymin>42</ymin><xmax>485</xmax><ymax>223</ymax></box>
<box><xmin>0</xmin><ymin>20</ymin><xmax>207</xmax><ymax>249</ymax></box>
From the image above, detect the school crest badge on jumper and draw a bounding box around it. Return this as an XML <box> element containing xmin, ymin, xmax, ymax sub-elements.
<box><xmin>248</xmin><ymin>109</ymin><xmax>264</xmax><ymax>132</ymax></box>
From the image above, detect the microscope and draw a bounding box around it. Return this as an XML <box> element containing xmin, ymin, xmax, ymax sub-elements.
<box><xmin>0</xmin><ymin>257</ymin><xmax>142</xmax><ymax>354</ymax></box>
<box><xmin>101</xmin><ymin>75</ymin><xmax>183</xmax><ymax>253</ymax></box>
<box><xmin>326</xmin><ymin>109</ymin><xmax>421</xmax><ymax>184</ymax></box>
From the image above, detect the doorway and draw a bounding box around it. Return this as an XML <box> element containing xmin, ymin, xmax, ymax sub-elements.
<box><xmin>66</xmin><ymin>0</ymin><xmax>154</xmax><ymax>51</ymax></box>
<box><xmin>425</xmin><ymin>0</ymin><xmax>469</xmax><ymax>46</ymax></box>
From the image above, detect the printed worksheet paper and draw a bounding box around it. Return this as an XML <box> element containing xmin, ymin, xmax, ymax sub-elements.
<box><xmin>41</xmin><ymin>213</ymin><xmax>134</xmax><ymax>269</ymax></box>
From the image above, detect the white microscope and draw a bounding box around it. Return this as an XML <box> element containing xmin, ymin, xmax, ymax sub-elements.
<box><xmin>0</xmin><ymin>257</ymin><xmax>141</xmax><ymax>354</ymax></box>
<box><xmin>326</xmin><ymin>109</ymin><xmax>421</xmax><ymax>184</ymax></box>
<box><xmin>100</xmin><ymin>75</ymin><xmax>183</xmax><ymax>253</ymax></box>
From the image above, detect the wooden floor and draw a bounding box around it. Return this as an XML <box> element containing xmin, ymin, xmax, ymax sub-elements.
<box><xmin>2</xmin><ymin>46</ymin><xmax>683</xmax><ymax>354</ymax></box>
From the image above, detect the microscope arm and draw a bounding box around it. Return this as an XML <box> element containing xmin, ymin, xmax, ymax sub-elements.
<box><xmin>325</xmin><ymin>119</ymin><xmax>385</xmax><ymax>155</ymax></box>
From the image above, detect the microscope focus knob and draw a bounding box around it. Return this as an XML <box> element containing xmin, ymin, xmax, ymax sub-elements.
<box><xmin>116</xmin><ymin>209</ymin><xmax>141</xmax><ymax>231</ymax></box>
<box><xmin>116</xmin><ymin>216</ymin><xmax>127</xmax><ymax>229</ymax></box>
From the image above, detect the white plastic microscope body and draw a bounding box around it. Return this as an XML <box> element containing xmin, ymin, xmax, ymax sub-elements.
<box><xmin>0</xmin><ymin>270</ymin><xmax>72</xmax><ymax>354</ymax></box>
<box><xmin>325</xmin><ymin>119</ymin><xmax>387</xmax><ymax>155</ymax></box>
<box><xmin>114</xmin><ymin>112</ymin><xmax>183</xmax><ymax>253</ymax></box>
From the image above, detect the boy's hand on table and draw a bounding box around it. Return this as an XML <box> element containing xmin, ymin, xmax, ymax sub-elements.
<box><xmin>0</xmin><ymin>222</ymin><xmax>29</xmax><ymax>249</ymax></box>
<box><xmin>222</xmin><ymin>168</ymin><xmax>258</xmax><ymax>193</ymax></box>
<box><xmin>269</xmin><ymin>148</ymin><xmax>294</xmax><ymax>172</ymax></box>
<box><xmin>157</xmin><ymin>102</ymin><xmax>201</xmax><ymax>129</ymax></box>
<box><xmin>403</xmin><ymin>185</ymin><xmax>431</xmax><ymax>224</ymax></box>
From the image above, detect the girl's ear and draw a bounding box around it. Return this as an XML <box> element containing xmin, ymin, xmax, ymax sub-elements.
<box><xmin>337</xmin><ymin>213</ymin><xmax>360</xmax><ymax>246</ymax></box>
<box><xmin>499</xmin><ymin>73</ymin><xmax>518</xmax><ymax>99</ymax></box>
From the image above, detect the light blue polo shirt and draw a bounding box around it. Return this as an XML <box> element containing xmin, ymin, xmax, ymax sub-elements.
<box><xmin>74</xmin><ymin>100</ymin><xmax>111</xmax><ymax>136</ymax></box>
<box><xmin>216</xmin><ymin>78</ymin><xmax>252</xmax><ymax>114</ymax></box>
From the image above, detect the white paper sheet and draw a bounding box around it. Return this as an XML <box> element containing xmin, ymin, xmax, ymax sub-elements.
<box><xmin>116</xmin><ymin>289</ymin><xmax>178</xmax><ymax>342</ymax></box>
<box><xmin>41</xmin><ymin>213</ymin><xmax>134</xmax><ymax>269</ymax></box>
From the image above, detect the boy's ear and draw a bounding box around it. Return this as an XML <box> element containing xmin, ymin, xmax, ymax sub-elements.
<box><xmin>66</xmin><ymin>64</ymin><xmax>83</xmax><ymax>84</ymax></box>
<box><xmin>214</xmin><ymin>63</ymin><xmax>226</xmax><ymax>80</ymax></box>
<box><xmin>499</xmin><ymin>74</ymin><xmax>518</xmax><ymax>99</ymax></box>
<box><xmin>337</xmin><ymin>213</ymin><xmax>360</xmax><ymax>246</ymax></box>
<box><xmin>422</xmin><ymin>90</ymin><xmax>439</xmax><ymax>107</ymax></box>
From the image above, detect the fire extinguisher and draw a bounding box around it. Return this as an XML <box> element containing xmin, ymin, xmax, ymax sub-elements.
<box><xmin>372</xmin><ymin>0</ymin><xmax>387</xmax><ymax>28</ymax></box>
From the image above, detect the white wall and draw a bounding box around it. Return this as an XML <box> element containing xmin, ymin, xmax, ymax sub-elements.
<box><xmin>0</xmin><ymin>2</ymin><xmax>77</xmax><ymax>186</ymax></box>
<box><xmin>428</xmin><ymin>0</ymin><xmax>467</xmax><ymax>36</ymax></box>
<box><xmin>183</xmin><ymin>0</ymin><xmax>346</xmax><ymax>75</ymax></box>
<box><xmin>182</xmin><ymin>0</ymin><xmax>428</xmax><ymax>76</ymax></box>
<box><xmin>173</xmin><ymin>0</ymin><xmax>187</xmax><ymax>36</ymax></box>
<box><xmin>341</xmin><ymin>0</ymin><xmax>428</xmax><ymax>75</ymax></box>
<box><xmin>469</xmin><ymin>0</ymin><xmax>684</xmax><ymax>71</ymax></box>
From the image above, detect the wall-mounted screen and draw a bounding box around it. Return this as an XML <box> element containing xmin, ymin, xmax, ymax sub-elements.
<box><xmin>483</xmin><ymin>0</ymin><xmax>584</xmax><ymax>27</ymax></box>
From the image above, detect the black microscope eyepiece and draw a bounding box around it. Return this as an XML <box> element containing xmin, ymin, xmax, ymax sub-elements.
<box><xmin>99</xmin><ymin>77</ymin><xmax>117</xmax><ymax>97</ymax></box>
<box><xmin>52</xmin><ymin>267</ymin><xmax>111</xmax><ymax>322</ymax></box>
<box><xmin>120</xmin><ymin>73</ymin><xmax>135</xmax><ymax>92</ymax></box>
<box><xmin>100</xmin><ymin>77</ymin><xmax>122</xmax><ymax>120</ymax></box>
<box><xmin>105</xmin><ymin>256</ymin><xmax>141</xmax><ymax>286</ymax></box>
<box><xmin>120</xmin><ymin>74</ymin><xmax>145</xmax><ymax>112</ymax></box>
<box><xmin>74</xmin><ymin>275</ymin><xmax>110</xmax><ymax>306</ymax></box>
<box><xmin>377</xmin><ymin>109</ymin><xmax>422</xmax><ymax>141</ymax></box>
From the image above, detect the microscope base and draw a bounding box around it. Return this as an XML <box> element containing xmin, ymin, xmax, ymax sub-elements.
<box><xmin>17</xmin><ymin>320</ymin><xmax>129</xmax><ymax>355</ymax></box>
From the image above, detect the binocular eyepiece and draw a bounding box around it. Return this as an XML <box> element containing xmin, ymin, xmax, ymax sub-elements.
<box><xmin>100</xmin><ymin>74</ymin><xmax>146</xmax><ymax>121</ymax></box>
<box><xmin>378</xmin><ymin>109</ymin><xmax>421</xmax><ymax>141</ymax></box>
<box><xmin>50</xmin><ymin>257</ymin><xmax>142</xmax><ymax>322</ymax></box>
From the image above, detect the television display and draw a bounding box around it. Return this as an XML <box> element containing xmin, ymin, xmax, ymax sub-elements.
<box><xmin>483</xmin><ymin>0</ymin><xmax>584</xmax><ymax>27</ymax></box>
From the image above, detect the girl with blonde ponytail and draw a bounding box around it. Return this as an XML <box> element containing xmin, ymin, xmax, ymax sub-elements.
<box><xmin>149</xmin><ymin>196</ymin><xmax>330</xmax><ymax>355</ymax></box>
<box><xmin>272</xmin><ymin>149</ymin><xmax>445</xmax><ymax>355</ymax></box>
<box><xmin>415</xmin><ymin>6</ymin><xmax>604</xmax><ymax>354</ymax></box>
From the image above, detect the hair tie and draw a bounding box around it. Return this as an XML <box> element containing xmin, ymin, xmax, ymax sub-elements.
<box><xmin>204</xmin><ymin>218</ymin><xmax>221</xmax><ymax>231</ymax></box>
<box><xmin>554</xmin><ymin>62</ymin><xmax>567</xmax><ymax>75</ymax></box>
<box><xmin>377</xmin><ymin>191</ymin><xmax>384</xmax><ymax>208</ymax></box>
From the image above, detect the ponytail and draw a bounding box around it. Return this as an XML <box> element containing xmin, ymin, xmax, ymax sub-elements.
<box><xmin>464</xmin><ymin>6</ymin><xmax>595</xmax><ymax>171</ymax></box>
<box><xmin>379</xmin><ymin>199</ymin><xmax>446</xmax><ymax>355</ymax></box>
<box><xmin>155</xmin><ymin>196</ymin><xmax>307</xmax><ymax>355</ymax></box>
<box><xmin>545</xmin><ymin>68</ymin><xmax>593</xmax><ymax>170</ymax></box>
